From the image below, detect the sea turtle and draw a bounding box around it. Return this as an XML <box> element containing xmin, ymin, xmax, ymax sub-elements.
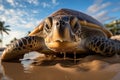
<box><xmin>1</xmin><ymin>8</ymin><xmax>120</xmax><ymax>62</ymax></box>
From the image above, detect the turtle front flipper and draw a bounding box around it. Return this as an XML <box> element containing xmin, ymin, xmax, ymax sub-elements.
<box><xmin>1</xmin><ymin>36</ymin><xmax>46</xmax><ymax>61</ymax></box>
<box><xmin>86</xmin><ymin>37</ymin><xmax>120</xmax><ymax>56</ymax></box>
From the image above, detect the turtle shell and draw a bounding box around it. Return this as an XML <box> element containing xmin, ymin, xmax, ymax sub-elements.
<box><xmin>29</xmin><ymin>8</ymin><xmax>112</xmax><ymax>38</ymax></box>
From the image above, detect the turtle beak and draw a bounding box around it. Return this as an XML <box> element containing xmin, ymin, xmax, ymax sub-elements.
<box><xmin>51</xmin><ymin>20</ymin><xmax>73</xmax><ymax>42</ymax></box>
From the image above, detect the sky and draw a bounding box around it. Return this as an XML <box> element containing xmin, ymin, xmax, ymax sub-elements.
<box><xmin>0</xmin><ymin>0</ymin><xmax>120</xmax><ymax>47</ymax></box>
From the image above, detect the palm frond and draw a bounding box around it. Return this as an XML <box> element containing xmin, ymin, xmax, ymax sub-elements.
<box><xmin>0</xmin><ymin>21</ymin><xmax>11</xmax><ymax>35</ymax></box>
<box><xmin>4</xmin><ymin>28</ymin><xmax>11</xmax><ymax>31</ymax></box>
<box><xmin>5</xmin><ymin>25</ymin><xmax>10</xmax><ymax>27</ymax></box>
<box><xmin>3</xmin><ymin>30</ymin><xmax>9</xmax><ymax>35</ymax></box>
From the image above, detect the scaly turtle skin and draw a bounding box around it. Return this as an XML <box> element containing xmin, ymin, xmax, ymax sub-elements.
<box><xmin>1</xmin><ymin>8</ymin><xmax>120</xmax><ymax>61</ymax></box>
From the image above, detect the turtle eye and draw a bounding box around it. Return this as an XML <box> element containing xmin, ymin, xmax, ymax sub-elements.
<box><xmin>44</xmin><ymin>17</ymin><xmax>52</xmax><ymax>32</ymax></box>
<box><xmin>70</xmin><ymin>16</ymin><xmax>79</xmax><ymax>32</ymax></box>
<box><xmin>45</xmin><ymin>17</ymin><xmax>52</xmax><ymax>28</ymax></box>
<box><xmin>45</xmin><ymin>24</ymin><xmax>50</xmax><ymax>29</ymax></box>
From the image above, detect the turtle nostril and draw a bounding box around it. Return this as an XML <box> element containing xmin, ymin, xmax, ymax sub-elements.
<box><xmin>61</xmin><ymin>21</ymin><xmax>65</xmax><ymax>25</ymax></box>
<box><xmin>56</xmin><ymin>22</ymin><xmax>60</xmax><ymax>26</ymax></box>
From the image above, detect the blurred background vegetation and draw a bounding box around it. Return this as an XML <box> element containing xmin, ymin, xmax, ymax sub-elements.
<box><xmin>105</xmin><ymin>19</ymin><xmax>120</xmax><ymax>35</ymax></box>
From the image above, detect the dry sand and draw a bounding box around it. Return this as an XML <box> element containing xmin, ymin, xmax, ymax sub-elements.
<box><xmin>0</xmin><ymin>51</ymin><xmax>120</xmax><ymax>80</ymax></box>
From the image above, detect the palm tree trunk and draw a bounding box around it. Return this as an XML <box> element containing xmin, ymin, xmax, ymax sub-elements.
<box><xmin>1</xmin><ymin>35</ymin><xmax>3</xmax><ymax>47</ymax></box>
<box><xmin>0</xmin><ymin>31</ymin><xmax>3</xmax><ymax>47</ymax></box>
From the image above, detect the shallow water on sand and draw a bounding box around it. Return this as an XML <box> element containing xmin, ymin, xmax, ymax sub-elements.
<box><xmin>0</xmin><ymin>51</ymin><xmax>120</xmax><ymax>80</ymax></box>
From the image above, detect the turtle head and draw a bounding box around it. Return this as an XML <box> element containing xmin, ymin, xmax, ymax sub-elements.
<box><xmin>43</xmin><ymin>15</ymin><xmax>81</xmax><ymax>52</ymax></box>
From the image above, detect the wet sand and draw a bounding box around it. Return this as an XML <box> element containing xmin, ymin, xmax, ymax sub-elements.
<box><xmin>0</xmin><ymin>52</ymin><xmax>120</xmax><ymax>80</ymax></box>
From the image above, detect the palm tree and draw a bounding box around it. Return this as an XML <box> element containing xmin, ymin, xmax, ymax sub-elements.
<box><xmin>0</xmin><ymin>21</ymin><xmax>11</xmax><ymax>47</ymax></box>
<box><xmin>0</xmin><ymin>39</ymin><xmax>2</xmax><ymax>47</ymax></box>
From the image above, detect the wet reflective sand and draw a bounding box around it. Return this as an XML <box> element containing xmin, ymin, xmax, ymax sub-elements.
<box><xmin>0</xmin><ymin>52</ymin><xmax>120</xmax><ymax>80</ymax></box>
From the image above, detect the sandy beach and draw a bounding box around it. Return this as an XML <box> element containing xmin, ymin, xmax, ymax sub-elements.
<box><xmin>0</xmin><ymin>51</ymin><xmax>120</xmax><ymax>80</ymax></box>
